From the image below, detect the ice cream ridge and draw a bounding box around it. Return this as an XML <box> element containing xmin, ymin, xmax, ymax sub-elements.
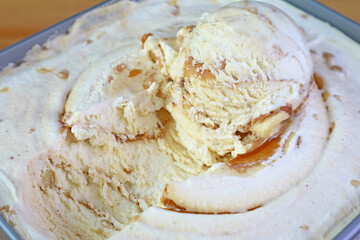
<box><xmin>6</xmin><ymin>0</ymin><xmax>359</xmax><ymax>239</ymax></box>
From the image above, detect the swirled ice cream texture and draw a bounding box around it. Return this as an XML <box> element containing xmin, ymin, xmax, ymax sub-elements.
<box><xmin>146</xmin><ymin>1</ymin><xmax>313</xmax><ymax>165</ymax></box>
<box><xmin>0</xmin><ymin>0</ymin><xmax>360</xmax><ymax>240</ymax></box>
<box><xmin>142</xmin><ymin>1</ymin><xmax>326</xmax><ymax>214</ymax></box>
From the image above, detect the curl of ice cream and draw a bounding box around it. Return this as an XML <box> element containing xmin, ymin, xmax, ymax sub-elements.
<box><xmin>153</xmin><ymin>1</ymin><xmax>313</xmax><ymax>164</ymax></box>
<box><xmin>62</xmin><ymin>44</ymin><xmax>164</xmax><ymax>147</ymax></box>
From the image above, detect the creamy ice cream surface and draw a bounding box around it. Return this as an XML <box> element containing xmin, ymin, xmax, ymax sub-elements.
<box><xmin>0</xmin><ymin>0</ymin><xmax>360</xmax><ymax>240</ymax></box>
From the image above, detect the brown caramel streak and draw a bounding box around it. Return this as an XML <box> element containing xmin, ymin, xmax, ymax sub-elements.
<box><xmin>141</xmin><ymin>33</ymin><xmax>153</xmax><ymax>44</ymax></box>
<box><xmin>201</xmin><ymin>122</ymin><xmax>219</xmax><ymax>130</ymax></box>
<box><xmin>44</xmin><ymin>181</ymin><xmax>108</xmax><ymax>219</ymax></box>
<box><xmin>296</xmin><ymin>136</ymin><xmax>302</xmax><ymax>148</ymax></box>
<box><xmin>220</xmin><ymin>59</ymin><xmax>226</xmax><ymax>70</ymax></box>
<box><xmin>128</xmin><ymin>69</ymin><xmax>142</xmax><ymax>78</ymax></box>
<box><xmin>323</xmin><ymin>52</ymin><xmax>343</xmax><ymax>72</ymax></box>
<box><xmin>314</xmin><ymin>73</ymin><xmax>324</xmax><ymax>90</ymax></box>
<box><xmin>184</xmin><ymin>25</ymin><xmax>195</xmax><ymax>32</ymax></box>
<box><xmin>162</xmin><ymin>198</ymin><xmax>263</xmax><ymax>215</ymax></box>
<box><xmin>114</xmin><ymin>63</ymin><xmax>127</xmax><ymax>73</ymax></box>
<box><xmin>0</xmin><ymin>87</ymin><xmax>9</xmax><ymax>93</ymax></box>
<box><xmin>62</xmin><ymin>191</ymin><xmax>120</xmax><ymax>231</ymax></box>
<box><xmin>0</xmin><ymin>205</ymin><xmax>10</xmax><ymax>212</ymax></box>
<box><xmin>162</xmin><ymin>196</ymin><xmax>262</xmax><ymax>214</ymax></box>
<box><xmin>351</xmin><ymin>180</ymin><xmax>360</xmax><ymax>188</ymax></box>
<box><xmin>60</xmin><ymin>126</ymin><xmax>68</xmax><ymax>134</ymax></box>
<box><xmin>227</xmin><ymin>135</ymin><xmax>281</xmax><ymax>169</ymax></box>
<box><xmin>184</xmin><ymin>56</ymin><xmax>215</xmax><ymax>80</ymax></box>
<box><xmin>329</xmin><ymin>122</ymin><xmax>335</xmax><ymax>134</ymax></box>
<box><xmin>323</xmin><ymin>52</ymin><xmax>333</xmax><ymax>65</ymax></box>
<box><xmin>252</xmin><ymin>104</ymin><xmax>292</xmax><ymax>125</ymax></box>
<box><xmin>57</xmin><ymin>69</ymin><xmax>69</xmax><ymax>80</ymax></box>
<box><xmin>300</xmin><ymin>225</ymin><xmax>309</xmax><ymax>230</ymax></box>
<box><xmin>157</xmin><ymin>108</ymin><xmax>172</xmax><ymax>126</ymax></box>
<box><xmin>123</xmin><ymin>167</ymin><xmax>134</xmax><ymax>174</ymax></box>
<box><xmin>113</xmin><ymin>129</ymin><xmax>163</xmax><ymax>143</ymax></box>
<box><xmin>235</xmin><ymin>131</ymin><xmax>250</xmax><ymax>140</ymax></box>
<box><xmin>252</xmin><ymin>110</ymin><xmax>279</xmax><ymax>124</ymax></box>
<box><xmin>280</xmin><ymin>104</ymin><xmax>293</xmax><ymax>116</ymax></box>
<box><xmin>36</xmin><ymin>68</ymin><xmax>53</xmax><ymax>73</ymax></box>
<box><xmin>330</xmin><ymin>65</ymin><xmax>343</xmax><ymax>72</ymax></box>
<box><xmin>163</xmin><ymin>198</ymin><xmax>187</xmax><ymax>212</ymax></box>
<box><xmin>301</xmin><ymin>13</ymin><xmax>308</xmax><ymax>19</ymax></box>
<box><xmin>0</xmin><ymin>205</ymin><xmax>16</xmax><ymax>216</ymax></box>
<box><xmin>248</xmin><ymin>137</ymin><xmax>266</xmax><ymax>152</ymax></box>
<box><xmin>243</xmin><ymin>6</ymin><xmax>258</xmax><ymax>15</ymax></box>
<box><xmin>322</xmin><ymin>91</ymin><xmax>330</xmax><ymax>101</ymax></box>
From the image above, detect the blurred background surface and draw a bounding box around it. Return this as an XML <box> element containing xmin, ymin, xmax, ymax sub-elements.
<box><xmin>0</xmin><ymin>0</ymin><xmax>359</xmax><ymax>50</ymax></box>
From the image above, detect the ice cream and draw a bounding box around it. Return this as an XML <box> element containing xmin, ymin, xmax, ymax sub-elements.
<box><xmin>145</xmin><ymin>1</ymin><xmax>313</xmax><ymax>165</ymax></box>
<box><xmin>62</xmin><ymin>44</ymin><xmax>164</xmax><ymax>146</ymax></box>
<box><xmin>0</xmin><ymin>0</ymin><xmax>359</xmax><ymax>240</ymax></box>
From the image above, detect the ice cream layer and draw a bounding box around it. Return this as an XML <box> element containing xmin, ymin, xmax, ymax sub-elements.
<box><xmin>0</xmin><ymin>0</ymin><xmax>360</xmax><ymax>240</ymax></box>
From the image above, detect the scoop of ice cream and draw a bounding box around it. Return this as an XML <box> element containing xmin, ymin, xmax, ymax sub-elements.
<box><xmin>62</xmin><ymin>44</ymin><xmax>164</xmax><ymax>147</ymax></box>
<box><xmin>150</xmin><ymin>1</ymin><xmax>313</xmax><ymax>164</ymax></box>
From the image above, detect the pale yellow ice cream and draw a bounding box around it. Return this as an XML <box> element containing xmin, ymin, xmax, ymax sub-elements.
<box><xmin>145</xmin><ymin>1</ymin><xmax>313</xmax><ymax>165</ymax></box>
<box><xmin>0</xmin><ymin>0</ymin><xmax>359</xmax><ymax>240</ymax></box>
